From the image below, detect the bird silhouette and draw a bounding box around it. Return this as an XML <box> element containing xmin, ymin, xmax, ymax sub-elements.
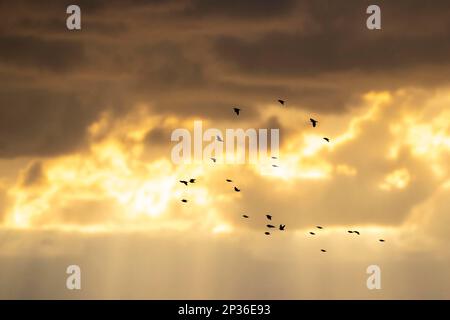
<box><xmin>379</xmin><ymin>239</ymin><xmax>385</xmax><ymax>242</ymax></box>
<box><xmin>189</xmin><ymin>179</ymin><xmax>196</xmax><ymax>183</ymax></box>
<box><xmin>266</xmin><ymin>224</ymin><xmax>275</xmax><ymax>228</ymax></box>
<box><xmin>271</xmin><ymin>156</ymin><xmax>278</xmax><ymax>159</ymax></box>
<box><xmin>265</xmin><ymin>232</ymin><xmax>270</xmax><ymax>236</ymax></box>
<box><xmin>234</xmin><ymin>187</ymin><xmax>240</xmax><ymax>192</ymax></box>
<box><xmin>233</xmin><ymin>107</ymin><xmax>240</xmax><ymax>116</ymax></box>
<box><xmin>266</xmin><ymin>215</ymin><xmax>272</xmax><ymax>220</ymax></box>
<box><xmin>323</xmin><ymin>137</ymin><xmax>330</xmax><ymax>142</ymax></box>
<box><xmin>309</xmin><ymin>232</ymin><xmax>316</xmax><ymax>235</ymax></box>
<box><xmin>278</xmin><ymin>99</ymin><xmax>285</xmax><ymax>106</ymax></box>
<box><xmin>353</xmin><ymin>231</ymin><xmax>360</xmax><ymax>235</ymax></box>
<box><xmin>321</xmin><ymin>249</ymin><xmax>327</xmax><ymax>253</ymax></box>
<box><xmin>348</xmin><ymin>231</ymin><xmax>354</xmax><ymax>234</ymax></box>
<box><xmin>216</xmin><ymin>135</ymin><xmax>223</xmax><ymax>142</ymax></box>
<box><xmin>210</xmin><ymin>157</ymin><xmax>217</xmax><ymax>163</ymax></box>
<box><xmin>226</xmin><ymin>179</ymin><xmax>232</xmax><ymax>182</ymax></box>
<box><xmin>310</xmin><ymin>118</ymin><xmax>318</xmax><ymax>127</ymax></box>
<box><xmin>179</xmin><ymin>180</ymin><xmax>188</xmax><ymax>186</ymax></box>
<box><xmin>316</xmin><ymin>226</ymin><xmax>323</xmax><ymax>229</ymax></box>
<box><xmin>181</xmin><ymin>199</ymin><xmax>188</xmax><ymax>203</ymax></box>
<box><xmin>279</xmin><ymin>224</ymin><xmax>285</xmax><ymax>231</ymax></box>
<box><xmin>242</xmin><ymin>215</ymin><xmax>249</xmax><ymax>218</ymax></box>
<box><xmin>272</xmin><ymin>164</ymin><xmax>279</xmax><ymax>168</ymax></box>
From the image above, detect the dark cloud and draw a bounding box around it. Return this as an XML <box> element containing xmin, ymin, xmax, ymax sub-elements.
<box><xmin>1</xmin><ymin>0</ymin><xmax>450</xmax><ymax>158</ymax></box>
<box><xmin>144</xmin><ymin>127</ymin><xmax>170</xmax><ymax>146</ymax></box>
<box><xmin>0</xmin><ymin>35</ymin><xmax>86</xmax><ymax>73</ymax></box>
<box><xmin>183</xmin><ymin>0</ymin><xmax>297</xmax><ymax>19</ymax></box>
<box><xmin>207</xmin><ymin>0</ymin><xmax>450</xmax><ymax>111</ymax></box>
<box><xmin>213</xmin><ymin>31</ymin><xmax>450</xmax><ymax>76</ymax></box>
<box><xmin>21</xmin><ymin>161</ymin><xmax>45</xmax><ymax>187</ymax></box>
<box><xmin>0</xmin><ymin>89</ymin><xmax>98</xmax><ymax>157</ymax></box>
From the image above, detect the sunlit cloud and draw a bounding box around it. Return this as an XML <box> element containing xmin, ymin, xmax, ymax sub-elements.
<box><xmin>3</xmin><ymin>88</ymin><xmax>450</xmax><ymax>239</ymax></box>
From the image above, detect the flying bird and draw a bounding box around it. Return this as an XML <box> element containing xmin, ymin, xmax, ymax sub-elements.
<box><xmin>266</xmin><ymin>224</ymin><xmax>276</xmax><ymax>228</ymax></box>
<box><xmin>321</xmin><ymin>249</ymin><xmax>327</xmax><ymax>253</ymax></box>
<box><xmin>316</xmin><ymin>226</ymin><xmax>323</xmax><ymax>229</ymax></box>
<box><xmin>181</xmin><ymin>199</ymin><xmax>188</xmax><ymax>203</ymax></box>
<box><xmin>309</xmin><ymin>232</ymin><xmax>316</xmax><ymax>235</ymax></box>
<box><xmin>265</xmin><ymin>232</ymin><xmax>270</xmax><ymax>236</ymax></box>
<box><xmin>234</xmin><ymin>187</ymin><xmax>240</xmax><ymax>192</ymax></box>
<box><xmin>216</xmin><ymin>135</ymin><xmax>223</xmax><ymax>142</ymax></box>
<box><xmin>210</xmin><ymin>157</ymin><xmax>216</xmax><ymax>163</ymax></box>
<box><xmin>226</xmin><ymin>179</ymin><xmax>232</xmax><ymax>182</ymax></box>
<box><xmin>310</xmin><ymin>118</ymin><xmax>318</xmax><ymax>127</ymax></box>
<box><xmin>266</xmin><ymin>215</ymin><xmax>272</xmax><ymax>220</ymax></box>
<box><xmin>242</xmin><ymin>215</ymin><xmax>249</xmax><ymax>218</ymax></box>
<box><xmin>189</xmin><ymin>179</ymin><xmax>196</xmax><ymax>183</ymax></box>
<box><xmin>323</xmin><ymin>137</ymin><xmax>330</xmax><ymax>142</ymax></box>
<box><xmin>271</xmin><ymin>156</ymin><xmax>278</xmax><ymax>159</ymax></box>
<box><xmin>279</xmin><ymin>224</ymin><xmax>285</xmax><ymax>231</ymax></box>
<box><xmin>179</xmin><ymin>180</ymin><xmax>188</xmax><ymax>186</ymax></box>
<box><xmin>278</xmin><ymin>99</ymin><xmax>285</xmax><ymax>106</ymax></box>
<box><xmin>272</xmin><ymin>164</ymin><xmax>279</xmax><ymax>168</ymax></box>
<box><xmin>353</xmin><ymin>231</ymin><xmax>360</xmax><ymax>235</ymax></box>
<box><xmin>348</xmin><ymin>231</ymin><xmax>354</xmax><ymax>234</ymax></box>
<box><xmin>233</xmin><ymin>107</ymin><xmax>240</xmax><ymax>116</ymax></box>
<box><xmin>379</xmin><ymin>239</ymin><xmax>385</xmax><ymax>242</ymax></box>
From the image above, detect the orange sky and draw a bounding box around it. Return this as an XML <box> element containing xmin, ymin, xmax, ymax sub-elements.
<box><xmin>1</xmin><ymin>0</ymin><xmax>450</xmax><ymax>299</ymax></box>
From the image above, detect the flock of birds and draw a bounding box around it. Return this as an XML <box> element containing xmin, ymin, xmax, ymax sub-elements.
<box><xmin>178</xmin><ymin>99</ymin><xmax>385</xmax><ymax>252</ymax></box>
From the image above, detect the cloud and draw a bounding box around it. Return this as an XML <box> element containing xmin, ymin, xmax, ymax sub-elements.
<box><xmin>1</xmin><ymin>0</ymin><xmax>450</xmax><ymax>147</ymax></box>
<box><xmin>0</xmin><ymin>35</ymin><xmax>86</xmax><ymax>73</ymax></box>
<box><xmin>1</xmin><ymin>88</ymin><xmax>447</xmax><ymax>234</ymax></box>
<box><xmin>20</xmin><ymin>161</ymin><xmax>45</xmax><ymax>187</ymax></box>
<box><xmin>183</xmin><ymin>0</ymin><xmax>297</xmax><ymax>19</ymax></box>
<box><xmin>1</xmin><ymin>0</ymin><xmax>450</xmax><ymax>299</ymax></box>
<box><xmin>0</xmin><ymin>89</ymin><xmax>100</xmax><ymax>157</ymax></box>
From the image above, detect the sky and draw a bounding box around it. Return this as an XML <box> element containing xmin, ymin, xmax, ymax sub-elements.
<box><xmin>0</xmin><ymin>0</ymin><xmax>450</xmax><ymax>299</ymax></box>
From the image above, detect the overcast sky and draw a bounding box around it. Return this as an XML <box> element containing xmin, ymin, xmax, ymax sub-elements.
<box><xmin>0</xmin><ymin>0</ymin><xmax>450</xmax><ymax>299</ymax></box>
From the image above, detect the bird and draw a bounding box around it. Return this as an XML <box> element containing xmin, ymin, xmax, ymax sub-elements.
<box><xmin>379</xmin><ymin>239</ymin><xmax>385</xmax><ymax>242</ymax></box>
<box><xmin>323</xmin><ymin>137</ymin><xmax>330</xmax><ymax>142</ymax></box>
<box><xmin>278</xmin><ymin>99</ymin><xmax>285</xmax><ymax>106</ymax></box>
<box><xmin>266</xmin><ymin>224</ymin><xmax>276</xmax><ymax>228</ymax></box>
<box><xmin>279</xmin><ymin>224</ymin><xmax>285</xmax><ymax>231</ymax></box>
<box><xmin>310</xmin><ymin>118</ymin><xmax>318</xmax><ymax>127</ymax></box>
<box><xmin>309</xmin><ymin>232</ymin><xmax>316</xmax><ymax>235</ymax></box>
<box><xmin>242</xmin><ymin>215</ymin><xmax>249</xmax><ymax>218</ymax></box>
<box><xmin>271</xmin><ymin>156</ymin><xmax>278</xmax><ymax>159</ymax></box>
<box><xmin>266</xmin><ymin>215</ymin><xmax>272</xmax><ymax>220</ymax></box>
<box><xmin>353</xmin><ymin>231</ymin><xmax>360</xmax><ymax>235</ymax></box>
<box><xmin>272</xmin><ymin>164</ymin><xmax>279</xmax><ymax>168</ymax></box>
<box><xmin>181</xmin><ymin>199</ymin><xmax>188</xmax><ymax>203</ymax></box>
<box><xmin>189</xmin><ymin>179</ymin><xmax>196</xmax><ymax>183</ymax></box>
<box><xmin>210</xmin><ymin>157</ymin><xmax>216</xmax><ymax>163</ymax></box>
<box><xmin>234</xmin><ymin>187</ymin><xmax>240</xmax><ymax>192</ymax></box>
<box><xmin>316</xmin><ymin>226</ymin><xmax>323</xmax><ymax>229</ymax></box>
<box><xmin>179</xmin><ymin>180</ymin><xmax>188</xmax><ymax>186</ymax></box>
<box><xmin>226</xmin><ymin>179</ymin><xmax>232</xmax><ymax>182</ymax></box>
<box><xmin>321</xmin><ymin>249</ymin><xmax>327</xmax><ymax>253</ymax></box>
<box><xmin>348</xmin><ymin>231</ymin><xmax>354</xmax><ymax>234</ymax></box>
<box><xmin>233</xmin><ymin>107</ymin><xmax>240</xmax><ymax>116</ymax></box>
<box><xmin>265</xmin><ymin>232</ymin><xmax>270</xmax><ymax>236</ymax></box>
<box><xmin>216</xmin><ymin>135</ymin><xmax>223</xmax><ymax>142</ymax></box>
